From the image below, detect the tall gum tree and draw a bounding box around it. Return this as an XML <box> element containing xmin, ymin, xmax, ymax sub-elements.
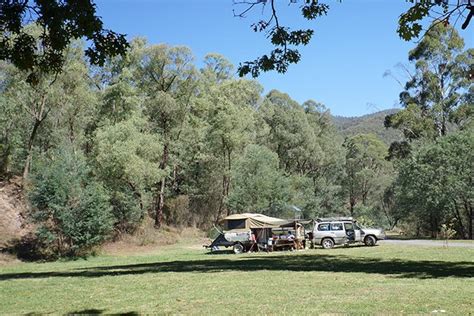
<box><xmin>204</xmin><ymin>79</ymin><xmax>262</xmax><ymax>220</ymax></box>
<box><xmin>135</xmin><ymin>42</ymin><xmax>197</xmax><ymax>228</ymax></box>
<box><xmin>343</xmin><ymin>134</ymin><xmax>390</xmax><ymax>217</ymax></box>
<box><xmin>1</xmin><ymin>41</ymin><xmax>95</xmax><ymax>180</ymax></box>
<box><xmin>386</xmin><ymin>23</ymin><xmax>473</xmax><ymax>144</ymax></box>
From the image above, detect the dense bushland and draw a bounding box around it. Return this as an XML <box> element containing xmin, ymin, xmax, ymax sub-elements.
<box><xmin>0</xmin><ymin>24</ymin><xmax>472</xmax><ymax>258</ymax></box>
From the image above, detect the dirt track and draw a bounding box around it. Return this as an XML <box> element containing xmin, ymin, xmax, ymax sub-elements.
<box><xmin>381</xmin><ymin>239</ymin><xmax>474</xmax><ymax>248</ymax></box>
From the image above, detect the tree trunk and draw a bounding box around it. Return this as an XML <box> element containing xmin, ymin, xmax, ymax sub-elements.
<box><xmin>216</xmin><ymin>147</ymin><xmax>232</xmax><ymax>223</ymax></box>
<box><xmin>215</xmin><ymin>174</ymin><xmax>228</xmax><ymax>224</ymax></box>
<box><xmin>0</xmin><ymin>144</ymin><xmax>11</xmax><ymax>177</ymax></box>
<box><xmin>154</xmin><ymin>142</ymin><xmax>169</xmax><ymax>228</ymax></box>
<box><xmin>22</xmin><ymin>95</ymin><xmax>47</xmax><ymax>181</ymax></box>
<box><xmin>452</xmin><ymin>199</ymin><xmax>466</xmax><ymax>238</ymax></box>
<box><xmin>470</xmin><ymin>206</ymin><xmax>473</xmax><ymax>240</ymax></box>
<box><xmin>464</xmin><ymin>199</ymin><xmax>473</xmax><ymax>240</ymax></box>
<box><xmin>349</xmin><ymin>196</ymin><xmax>356</xmax><ymax>217</ymax></box>
<box><xmin>154</xmin><ymin>177</ymin><xmax>166</xmax><ymax>228</ymax></box>
<box><xmin>430</xmin><ymin>215</ymin><xmax>438</xmax><ymax>238</ymax></box>
<box><xmin>22</xmin><ymin>118</ymin><xmax>42</xmax><ymax>180</ymax></box>
<box><xmin>225</xmin><ymin>150</ymin><xmax>231</xmax><ymax>216</ymax></box>
<box><xmin>128</xmin><ymin>182</ymin><xmax>143</xmax><ymax>211</ymax></box>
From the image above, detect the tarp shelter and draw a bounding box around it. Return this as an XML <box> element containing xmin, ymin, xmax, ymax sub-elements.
<box><xmin>207</xmin><ymin>213</ymin><xmax>309</xmax><ymax>252</ymax></box>
<box><xmin>223</xmin><ymin>213</ymin><xmax>288</xmax><ymax>230</ymax></box>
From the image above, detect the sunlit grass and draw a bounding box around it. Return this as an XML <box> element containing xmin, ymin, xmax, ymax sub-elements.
<box><xmin>0</xmin><ymin>243</ymin><xmax>473</xmax><ymax>314</ymax></box>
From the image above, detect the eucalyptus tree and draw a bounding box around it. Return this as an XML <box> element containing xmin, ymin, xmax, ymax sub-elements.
<box><xmin>95</xmin><ymin>115</ymin><xmax>164</xmax><ymax>232</ymax></box>
<box><xmin>0</xmin><ymin>41</ymin><xmax>96</xmax><ymax>180</ymax></box>
<box><xmin>167</xmin><ymin>54</ymin><xmax>240</xmax><ymax>225</ymax></box>
<box><xmin>302</xmin><ymin>99</ymin><xmax>346</xmax><ymax>216</ymax></box>
<box><xmin>343</xmin><ymin>134</ymin><xmax>390</xmax><ymax>217</ymax></box>
<box><xmin>228</xmin><ymin>144</ymin><xmax>290</xmax><ymax>215</ymax></box>
<box><xmin>385</xmin><ymin>23</ymin><xmax>473</xmax><ymax>143</ymax></box>
<box><xmin>204</xmin><ymin>79</ymin><xmax>262</xmax><ymax>219</ymax></box>
<box><xmin>259</xmin><ymin>91</ymin><xmax>345</xmax><ymax>215</ymax></box>
<box><xmin>259</xmin><ymin>90</ymin><xmax>317</xmax><ymax>173</ymax></box>
<box><xmin>135</xmin><ymin>42</ymin><xmax>197</xmax><ymax>228</ymax></box>
<box><xmin>395</xmin><ymin>130</ymin><xmax>473</xmax><ymax>238</ymax></box>
<box><xmin>0</xmin><ymin>83</ymin><xmax>30</xmax><ymax>176</ymax></box>
<box><xmin>201</xmin><ymin>53</ymin><xmax>234</xmax><ymax>84</ymax></box>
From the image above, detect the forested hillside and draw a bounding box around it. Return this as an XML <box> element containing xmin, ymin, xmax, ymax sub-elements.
<box><xmin>0</xmin><ymin>23</ymin><xmax>472</xmax><ymax>259</ymax></box>
<box><xmin>332</xmin><ymin>109</ymin><xmax>403</xmax><ymax>145</ymax></box>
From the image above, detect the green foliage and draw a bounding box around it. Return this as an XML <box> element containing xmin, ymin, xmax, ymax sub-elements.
<box><xmin>383</xmin><ymin>23</ymin><xmax>473</xmax><ymax>238</ymax></box>
<box><xmin>228</xmin><ymin>144</ymin><xmax>290</xmax><ymax>214</ymax></box>
<box><xmin>394</xmin><ymin>130</ymin><xmax>473</xmax><ymax>238</ymax></box>
<box><xmin>259</xmin><ymin>90</ymin><xmax>346</xmax><ymax>217</ymax></box>
<box><xmin>386</xmin><ymin>23</ymin><xmax>471</xmax><ymax>142</ymax></box>
<box><xmin>94</xmin><ymin>115</ymin><xmax>164</xmax><ymax>232</ymax></box>
<box><xmin>0</xmin><ymin>1</ymin><xmax>470</xmax><ymax>80</ymax></box>
<box><xmin>28</xmin><ymin>147</ymin><xmax>113</xmax><ymax>257</ymax></box>
<box><xmin>0</xmin><ymin>2</ymin><xmax>128</xmax><ymax>83</ymax></box>
<box><xmin>1</xmin><ymin>27</ymin><xmax>471</xmax><ymax>261</ymax></box>
<box><xmin>237</xmin><ymin>0</ymin><xmax>471</xmax><ymax>77</ymax></box>
<box><xmin>343</xmin><ymin>134</ymin><xmax>392</xmax><ymax>221</ymax></box>
<box><xmin>0</xmin><ymin>88</ymin><xmax>29</xmax><ymax>176</ymax></box>
<box><xmin>0</xmin><ymin>42</ymin><xmax>99</xmax><ymax>179</ymax></box>
<box><xmin>237</xmin><ymin>0</ymin><xmax>329</xmax><ymax>77</ymax></box>
<box><xmin>333</xmin><ymin>109</ymin><xmax>403</xmax><ymax>146</ymax></box>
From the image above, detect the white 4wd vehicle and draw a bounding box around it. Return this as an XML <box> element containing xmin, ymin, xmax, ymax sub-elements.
<box><xmin>313</xmin><ymin>218</ymin><xmax>385</xmax><ymax>249</ymax></box>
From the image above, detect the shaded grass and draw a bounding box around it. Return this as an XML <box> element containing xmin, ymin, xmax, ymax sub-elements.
<box><xmin>0</xmin><ymin>244</ymin><xmax>473</xmax><ymax>314</ymax></box>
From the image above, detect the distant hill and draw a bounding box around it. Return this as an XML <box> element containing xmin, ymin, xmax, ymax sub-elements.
<box><xmin>331</xmin><ymin>109</ymin><xmax>403</xmax><ymax>145</ymax></box>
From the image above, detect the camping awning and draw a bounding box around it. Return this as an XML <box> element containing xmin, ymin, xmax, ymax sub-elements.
<box><xmin>223</xmin><ymin>213</ymin><xmax>289</xmax><ymax>229</ymax></box>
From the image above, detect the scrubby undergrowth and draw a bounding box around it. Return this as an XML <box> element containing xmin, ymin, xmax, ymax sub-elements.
<box><xmin>102</xmin><ymin>219</ymin><xmax>207</xmax><ymax>256</ymax></box>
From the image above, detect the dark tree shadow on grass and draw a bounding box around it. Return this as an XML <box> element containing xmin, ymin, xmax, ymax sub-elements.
<box><xmin>64</xmin><ymin>309</ymin><xmax>139</xmax><ymax>315</ymax></box>
<box><xmin>1</xmin><ymin>253</ymin><xmax>472</xmax><ymax>281</ymax></box>
<box><xmin>66</xmin><ymin>309</ymin><xmax>105</xmax><ymax>315</ymax></box>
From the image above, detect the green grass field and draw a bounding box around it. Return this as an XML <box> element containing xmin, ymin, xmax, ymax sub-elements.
<box><xmin>0</xmin><ymin>243</ymin><xmax>473</xmax><ymax>315</ymax></box>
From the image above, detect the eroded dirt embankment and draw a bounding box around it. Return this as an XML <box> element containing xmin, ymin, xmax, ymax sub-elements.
<box><xmin>0</xmin><ymin>177</ymin><xmax>31</xmax><ymax>250</ymax></box>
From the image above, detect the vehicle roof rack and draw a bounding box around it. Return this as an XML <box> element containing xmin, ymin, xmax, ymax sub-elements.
<box><xmin>315</xmin><ymin>217</ymin><xmax>354</xmax><ymax>222</ymax></box>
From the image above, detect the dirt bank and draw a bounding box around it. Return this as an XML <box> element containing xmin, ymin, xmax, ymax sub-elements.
<box><xmin>0</xmin><ymin>177</ymin><xmax>31</xmax><ymax>250</ymax></box>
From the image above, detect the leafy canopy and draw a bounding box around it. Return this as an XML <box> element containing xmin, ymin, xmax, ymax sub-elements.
<box><xmin>0</xmin><ymin>0</ymin><xmax>128</xmax><ymax>83</ymax></box>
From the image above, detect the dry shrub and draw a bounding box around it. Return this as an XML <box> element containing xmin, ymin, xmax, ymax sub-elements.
<box><xmin>0</xmin><ymin>252</ymin><xmax>19</xmax><ymax>265</ymax></box>
<box><xmin>164</xmin><ymin>195</ymin><xmax>191</xmax><ymax>227</ymax></box>
<box><xmin>116</xmin><ymin>217</ymin><xmax>180</xmax><ymax>246</ymax></box>
<box><xmin>101</xmin><ymin>217</ymin><xmax>207</xmax><ymax>255</ymax></box>
<box><xmin>188</xmin><ymin>194</ymin><xmax>221</xmax><ymax>229</ymax></box>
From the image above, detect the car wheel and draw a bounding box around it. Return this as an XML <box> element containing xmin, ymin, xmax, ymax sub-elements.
<box><xmin>364</xmin><ymin>235</ymin><xmax>377</xmax><ymax>246</ymax></box>
<box><xmin>233</xmin><ymin>243</ymin><xmax>244</xmax><ymax>254</ymax></box>
<box><xmin>321</xmin><ymin>238</ymin><xmax>334</xmax><ymax>249</ymax></box>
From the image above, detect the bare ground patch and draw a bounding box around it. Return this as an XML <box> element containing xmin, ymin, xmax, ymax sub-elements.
<box><xmin>0</xmin><ymin>176</ymin><xmax>31</xmax><ymax>250</ymax></box>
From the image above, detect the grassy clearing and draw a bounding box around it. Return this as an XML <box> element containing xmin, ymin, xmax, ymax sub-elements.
<box><xmin>0</xmin><ymin>243</ymin><xmax>473</xmax><ymax>315</ymax></box>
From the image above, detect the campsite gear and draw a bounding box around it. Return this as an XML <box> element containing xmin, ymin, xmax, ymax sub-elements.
<box><xmin>205</xmin><ymin>213</ymin><xmax>309</xmax><ymax>253</ymax></box>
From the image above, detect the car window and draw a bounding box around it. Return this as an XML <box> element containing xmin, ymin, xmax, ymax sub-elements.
<box><xmin>318</xmin><ymin>223</ymin><xmax>330</xmax><ymax>231</ymax></box>
<box><xmin>344</xmin><ymin>223</ymin><xmax>354</xmax><ymax>231</ymax></box>
<box><xmin>330</xmin><ymin>223</ymin><xmax>343</xmax><ymax>231</ymax></box>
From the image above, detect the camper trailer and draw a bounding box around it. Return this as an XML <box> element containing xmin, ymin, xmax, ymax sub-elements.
<box><xmin>205</xmin><ymin>213</ymin><xmax>308</xmax><ymax>253</ymax></box>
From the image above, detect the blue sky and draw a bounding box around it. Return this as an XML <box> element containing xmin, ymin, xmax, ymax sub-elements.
<box><xmin>95</xmin><ymin>0</ymin><xmax>473</xmax><ymax>116</ymax></box>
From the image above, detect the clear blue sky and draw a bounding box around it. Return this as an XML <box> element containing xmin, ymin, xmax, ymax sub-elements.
<box><xmin>95</xmin><ymin>0</ymin><xmax>473</xmax><ymax>116</ymax></box>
